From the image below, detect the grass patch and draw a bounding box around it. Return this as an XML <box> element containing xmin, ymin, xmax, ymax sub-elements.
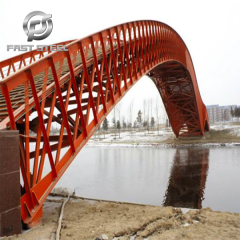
<box><xmin>164</xmin><ymin>129</ymin><xmax>240</xmax><ymax>145</ymax></box>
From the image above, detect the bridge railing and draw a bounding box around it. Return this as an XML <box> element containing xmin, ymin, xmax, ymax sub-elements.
<box><xmin>0</xmin><ymin>40</ymin><xmax>74</xmax><ymax>80</ymax></box>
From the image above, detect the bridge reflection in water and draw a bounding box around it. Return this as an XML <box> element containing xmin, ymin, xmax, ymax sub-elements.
<box><xmin>163</xmin><ymin>148</ymin><xmax>209</xmax><ymax>209</ymax></box>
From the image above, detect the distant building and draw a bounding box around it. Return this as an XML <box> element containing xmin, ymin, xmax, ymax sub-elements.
<box><xmin>206</xmin><ymin>105</ymin><xmax>237</xmax><ymax>124</ymax></box>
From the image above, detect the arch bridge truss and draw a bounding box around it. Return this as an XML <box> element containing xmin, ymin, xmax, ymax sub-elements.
<box><xmin>0</xmin><ymin>20</ymin><xmax>209</xmax><ymax>225</ymax></box>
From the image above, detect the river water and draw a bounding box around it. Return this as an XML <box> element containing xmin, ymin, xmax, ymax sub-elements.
<box><xmin>56</xmin><ymin>146</ymin><xmax>240</xmax><ymax>213</ymax></box>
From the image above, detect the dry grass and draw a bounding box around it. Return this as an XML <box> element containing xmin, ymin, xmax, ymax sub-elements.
<box><xmin>163</xmin><ymin>129</ymin><xmax>240</xmax><ymax>145</ymax></box>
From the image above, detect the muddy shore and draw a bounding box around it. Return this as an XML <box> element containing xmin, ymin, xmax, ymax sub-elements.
<box><xmin>5</xmin><ymin>196</ymin><xmax>240</xmax><ymax>240</ymax></box>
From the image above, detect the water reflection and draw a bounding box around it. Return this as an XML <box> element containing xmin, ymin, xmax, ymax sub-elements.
<box><xmin>163</xmin><ymin>148</ymin><xmax>209</xmax><ymax>209</ymax></box>
<box><xmin>57</xmin><ymin>146</ymin><xmax>240</xmax><ymax>212</ymax></box>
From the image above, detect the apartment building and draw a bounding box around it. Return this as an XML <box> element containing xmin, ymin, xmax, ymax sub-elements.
<box><xmin>206</xmin><ymin>105</ymin><xmax>237</xmax><ymax>123</ymax></box>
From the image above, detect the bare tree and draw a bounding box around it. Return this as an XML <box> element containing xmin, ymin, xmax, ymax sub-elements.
<box><xmin>133</xmin><ymin>120</ymin><xmax>137</xmax><ymax>128</ymax></box>
<box><xmin>151</xmin><ymin>116</ymin><xmax>155</xmax><ymax>128</ymax></box>
<box><xmin>150</xmin><ymin>98</ymin><xmax>153</xmax><ymax>132</ymax></box>
<box><xmin>147</xmin><ymin>98</ymin><xmax>151</xmax><ymax>134</ymax></box>
<box><xmin>150</xmin><ymin>98</ymin><xmax>153</xmax><ymax>120</ymax></box>
<box><xmin>117</xmin><ymin>120</ymin><xmax>121</xmax><ymax>138</ymax></box>
<box><xmin>128</xmin><ymin>100</ymin><xmax>134</xmax><ymax>135</ymax></box>
<box><xmin>116</xmin><ymin>102</ymin><xmax>121</xmax><ymax>138</ymax></box>
<box><xmin>143</xmin><ymin>99</ymin><xmax>147</xmax><ymax>123</ymax></box>
<box><xmin>122</xmin><ymin>116</ymin><xmax>127</xmax><ymax>129</ymax></box>
<box><xmin>230</xmin><ymin>107</ymin><xmax>234</xmax><ymax>122</ymax></box>
<box><xmin>143</xmin><ymin>99</ymin><xmax>147</xmax><ymax>134</ymax></box>
<box><xmin>112</xmin><ymin>107</ymin><xmax>117</xmax><ymax>139</ymax></box>
<box><xmin>155</xmin><ymin>96</ymin><xmax>160</xmax><ymax>135</ymax></box>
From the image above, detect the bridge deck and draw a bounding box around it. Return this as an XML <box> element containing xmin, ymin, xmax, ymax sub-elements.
<box><xmin>0</xmin><ymin>44</ymin><xmax>114</xmax><ymax>124</ymax></box>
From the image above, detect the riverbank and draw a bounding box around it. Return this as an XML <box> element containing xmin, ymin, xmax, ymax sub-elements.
<box><xmin>88</xmin><ymin>124</ymin><xmax>240</xmax><ymax>147</ymax></box>
<box><xmin>5</xmin><ymin>195</ymin><xmax>240</xmax><ymax>240</ymax></box>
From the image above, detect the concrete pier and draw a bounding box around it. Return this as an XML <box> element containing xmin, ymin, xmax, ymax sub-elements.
<box><xmin>0</xmin><ymin>130</ymin><xmax>21</xmax><ymax>237</ymax></box>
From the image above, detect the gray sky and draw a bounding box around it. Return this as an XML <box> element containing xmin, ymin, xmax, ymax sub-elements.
<box><xmin>1</xmin><ymin>0</ymin><xmax>240</xmax><ymax>123</ymax></box>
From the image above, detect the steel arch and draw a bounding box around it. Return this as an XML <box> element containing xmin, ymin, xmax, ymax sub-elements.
<box><xmin>0</xmin><ymin>20</ymin><xmax>209</xmax><ymax>224</ymax></box>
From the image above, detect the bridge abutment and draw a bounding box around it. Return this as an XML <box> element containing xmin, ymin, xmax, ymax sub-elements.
<box><xmin>0</xmin><ymin>130</ymin><xmax>21</xmax><ymax>237</ymax></box>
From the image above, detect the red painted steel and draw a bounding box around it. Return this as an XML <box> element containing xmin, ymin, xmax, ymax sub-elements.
<box><xmin>0</xmin><ymin>20</ymin><xmax>209</xmax><ymax>225</ymax></box>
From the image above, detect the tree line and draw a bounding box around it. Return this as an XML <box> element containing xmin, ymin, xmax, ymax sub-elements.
<box><xmin>96</xmin><ymin>96</ymin><xmax>167</xmax><ymax>138</ymax></box>
<box><xmin>101</xmin><ymin>107</ymin><xmax>165</xmax><ymax>139</ymax></box>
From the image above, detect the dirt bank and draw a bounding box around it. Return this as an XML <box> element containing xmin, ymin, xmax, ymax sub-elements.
<box><xmin>5</xmin><ymin>197</ymin><xmax>240</xmax><ymax>240</ymax></box>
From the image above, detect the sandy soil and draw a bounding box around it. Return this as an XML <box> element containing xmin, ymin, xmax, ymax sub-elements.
<box><xmin>5</xmin><ymin>197</ymin><xmax>240</xmax><ymax>240</ymax></box>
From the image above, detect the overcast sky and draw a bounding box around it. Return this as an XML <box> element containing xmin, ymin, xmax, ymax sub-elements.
<box><xmin>0</xmin><ymin>0</ymin><xmax>240</xmax><ymax>123</ymax></box>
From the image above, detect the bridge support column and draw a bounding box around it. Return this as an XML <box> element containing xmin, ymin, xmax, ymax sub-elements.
<box><xmin>0</xmin><ymin>130</ymin><xmax>21</xmax><ymax>237</ymax></box>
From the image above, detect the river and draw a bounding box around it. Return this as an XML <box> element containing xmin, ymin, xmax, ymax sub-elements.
<box><xmin>56</xmin><ymin>146</ymin><xmax>240</xmax><ymax>213</ymax></box>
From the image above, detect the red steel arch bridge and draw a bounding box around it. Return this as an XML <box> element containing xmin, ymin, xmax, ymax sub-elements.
<box><xmin>0</xmin><ymin>20</ymin><xmax>209</xmax><ymax>225</ymax></box>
